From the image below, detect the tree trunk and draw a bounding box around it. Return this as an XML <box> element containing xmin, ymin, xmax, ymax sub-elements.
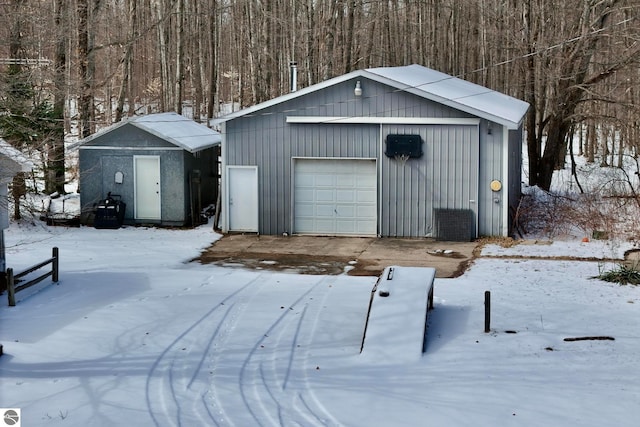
<box><xmin>523</xmin><ymin>0</ymin><xmax>540</xmax><ymax>187</ymax></box>
<box><xmin>48</xmin><ymin>0</ymin><xmax>67</xmax><ymax>194</ymax></box>
<box><xmin>6</xmin><ymin>0</ymin><xmax>27</xmax><ymax>219</ymax></box>
<box><xmin>174</xmin><ymin>0</ymin><xmax>184</xmax><ymax>114</ymax></box>
<box><xmin>344</xmin><ymin>0</ymin><xmax>356</xmax><ymax>73</ymax></box>
<box><xmin>528</xmin><ymin>0</ymin><xmax>623</xmax><ymax>191</ymax></box>
<box><xmin>115</xmin><ymin>0</ymin><xmax>136</xmax><ymax>122</ymax></box>
<box><xmin>77</xmin><ymin>0</ymin><xmax>92</xmax><ymax>138</ymax></box>
<box><xmin>154</xmin><ymin>0</ymin><xmax>170</xmax><ymax>112</ymax></box>
<box><xmin>207</xmin><ymin>0</ymin><xmax>218</xmax><ymax>119</ymax></box>
<box><xmin>538</xmin><ymin>116</ymin><xmax>571</xmax><ymax>191</ymax></box>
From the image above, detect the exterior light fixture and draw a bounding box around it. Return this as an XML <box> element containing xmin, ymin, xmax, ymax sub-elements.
<box><xmin>354</xmin><ymin>80</ymin><xmax>362</xmax><ymax>97</ymax></box>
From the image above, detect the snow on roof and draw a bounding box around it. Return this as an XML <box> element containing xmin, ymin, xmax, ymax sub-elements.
<box><xmin>77</xmin><ymin>112</ymin><xmax>221</xmax><ymax>153</ymax></box>
<box><xmin>365</xmin><ymin>64</ymin><xmax>530</xmax><ymax>129</ymax></box>
<box><xmin>212</xmin><ymin>64</ymin><xmax>529</xmax><ymax>130</ymax></box>
<box><xmin>0</xmin><ymin>138</ymin><xmax>33</xmax><ymax>173</ymax></box>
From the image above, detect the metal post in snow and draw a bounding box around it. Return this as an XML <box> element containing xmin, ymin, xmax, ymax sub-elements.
<box><xmin>52</xmin><ymin>247</ymin><xmax>59</xmax><ymax>282</ymax></box>
<box><xmin>484</xmin><ymin>291</ymin><xmax>491</xmax><ymax>333</ymax></box>
<box><xmin>7</xmin><ymin>268</ymin><xmax>15</xmax><ymax>307</ymax></box>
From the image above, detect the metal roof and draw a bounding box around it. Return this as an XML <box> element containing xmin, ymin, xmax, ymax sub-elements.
<box><xmin>0</xmin><ymin>138</ymin><xmax>33</xmax><ymax>175</ymax></box>
<box><xmin>212</xmin><ymin>64</ymin><xmax>529</xmax><ymax>130</ymax></box>
<box><xmin>77</xmin><ymin>112</ymin><xmax>221</xmax><ymax>153</ymax></box>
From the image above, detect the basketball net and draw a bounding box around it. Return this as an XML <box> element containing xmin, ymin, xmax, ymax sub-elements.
<box><xmin>394</xmin><ymin>153</ymin><xmax>410</xmax><ymax>165</ymax></box>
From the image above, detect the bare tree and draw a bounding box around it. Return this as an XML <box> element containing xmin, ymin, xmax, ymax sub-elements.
<box><xmin>115</xmin><ymin>0</ymin><xmax>137</xmax><ymax>122</ymax></box>
<box><xmin>1</xmin><ymin>0</ymin><xmax>639</xmax><ymax>200</ymax></box>
<box><xmin>174</xmin><ymin>0</ymin><xmax>184</xmax><ymax>113</ymax></box>
<box><xmin>48</xmin><ymin>0</ymin><xmax>67</xmax><ymax>194</ymax></box>
<box><xmin>77</xmin><ymin>0</ymin><xmax>92</xmax><ymax>138</ymax></box>
<box><xmin>526</xmin><ymin>0</ymin><xmax>640</xmax><ymax>190</ymax></box>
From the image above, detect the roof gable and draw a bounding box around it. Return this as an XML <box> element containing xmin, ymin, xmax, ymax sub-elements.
<box><xmin>364</xmin><ymin>65</ymin><xmax>529</xmax><ymax>129</ymax></box>
<box><xmin>0</xmin><ymin>138</ymin><xmax>33</xmax><ymax>177</ymax></box>
<box><xmin>77</xmin><ymin>112</ymin><xmax>221</xmax><ymax>153</ymax></box>
<box><xmin>213</xmin><ymin>64</ymin><xmax>529</xmax><ymax>130</ymax></box>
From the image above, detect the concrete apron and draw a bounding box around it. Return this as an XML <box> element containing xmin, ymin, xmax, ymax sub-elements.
<box><xmin>196</xmin><ymin>234</ymin><xmax>479</xmax><ymax>278</ymax></box>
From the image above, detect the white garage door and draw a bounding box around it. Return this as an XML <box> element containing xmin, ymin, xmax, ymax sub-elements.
<box><xmin>294</xmin><ymin>159</ymin><xmax>377</xmax><ymax>235</ymax></box>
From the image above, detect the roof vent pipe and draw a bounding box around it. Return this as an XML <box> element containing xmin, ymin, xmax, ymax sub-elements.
<box><xmin>290</xmin><ymin>61</ymin><xmax>297</xmax><ymax>92</ymax></box>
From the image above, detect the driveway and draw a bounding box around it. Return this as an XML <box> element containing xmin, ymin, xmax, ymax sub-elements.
<box><xmin>196</xmin><ymin>234</ymin><xmax>479</xmax><ymax>278</ymax></box>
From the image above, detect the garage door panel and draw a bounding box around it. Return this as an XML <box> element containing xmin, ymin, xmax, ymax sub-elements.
<box><xmin>336</xmin><ymin>205</ymin><xmax>356</xmax><ymax>217</ymax></box>
<box><xmin>333</xmin><ymin>162</ymin><xmax>353</xmax><ymax>173</ymax></box>
<box><xmin>357</xmin><ymin>206</ymin><xmax>376</xmax><ymax>217</ymax></box>
<box><xmin>336</xmin><ymin>220</ymin><xmax>357</xmax><ymax>233</ymax></box>
<box><xmin>313</xmin><ymin>161</ymin><xmax>335</xmax><ymax>173</ymax></box>
<box><xmin>315</xmin><ymin>219</ymin><xmax>336</xmax><ymax>233</ymax></box>
<box><xmin>316</xmin><ymin>204</ymin><xmax>336</xmax><ymax>217</ymax></box>
<box><xmin>357</xmin><ymin>190</ymin><xmax>376</xmax><ymax>203</ymax></box>
<box><xmin>315</xmin><ymin>174</ymin><xmax>335</xmax><ymax>186</ymax></box>
<box><xmin>296</xmin><ymin>218</ymin><xmax>313</xmax><ymax>230</ymax></box>
<box><xmin>296</xmin><ymin>189</ymin><xmax>314</xmax><ymax>202</ymax></box>
<box><xmin>296</xmin><ymin>173</ymin><xmax>315</xmax><ymax>185</ymax></box>
<box><xmin>337</xmin><ymin>189</ymin><xmax>356</xmax><ymax>202</ymax></box>
<box><xmin>316</xmin><ymin>189</ymin><xmax>336</xmax><ymax>202</ymax></box>
<box><xmin>296</xmin><ymin>203</ymin><xmax>315</xmax><ymax>216</ymax></box>
<box><xmin>294</xmin><ymin>159</ymin><xmax>377</xmax><ymax>236</ymax></box>
<box><xmin>357</xmin><ymin>176</ymin><xmax>376</xmax><ymax>188</ymax></box>
<box><xmin>336</xmin><ymin>174</ymin><xmax>356</xmax><ymax>187</ymax></box>
<box><xmin>357</xmin><ymin>220</ymin><xmax>377</xmax><ymax>233</ymax></box>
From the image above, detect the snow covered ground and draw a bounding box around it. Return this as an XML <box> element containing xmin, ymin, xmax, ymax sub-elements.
<box><xmin>1</xmin><ymin>222</ymin><xmax>639</xmax><ymax>426</ymax></box>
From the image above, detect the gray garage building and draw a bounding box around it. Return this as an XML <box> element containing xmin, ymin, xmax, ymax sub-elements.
<box><xmin>77</xmin><ymin>112</ymin><xmax>221</xmax><ymax>227</ymax></box>
<box><xmin>212</xmin><ymin>64</ymin><xmax>529</xmax><ymax>240</ymax></box>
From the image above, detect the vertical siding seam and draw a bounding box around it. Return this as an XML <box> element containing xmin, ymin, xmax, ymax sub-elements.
<box><xmin>502</xmin><ymin>126</ymin><xmax>510</xmax><ymax>237</ymax></box>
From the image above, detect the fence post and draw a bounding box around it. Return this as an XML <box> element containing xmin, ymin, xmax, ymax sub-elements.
<box><xmin>7</xmin><ymin>268</ymin><xmax>15</xmax><ymax>307</ymax></box>
<box><xmin>52</xmin><ymin>247</ymin><xmax>59</xmax><ymax>282</ymax></box>
<box><xmin>484</xmin><ymin>291</ymin><xmax>491</xmax><ymax>333</ymax></box>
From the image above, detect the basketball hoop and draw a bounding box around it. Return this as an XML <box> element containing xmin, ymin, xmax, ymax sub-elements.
<box><xmin>394</xmin><ymin>153</ymin><xmax>410</xmax><ymax>165</ymax></box>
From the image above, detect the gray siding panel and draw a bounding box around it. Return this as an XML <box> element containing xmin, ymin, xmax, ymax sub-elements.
<box><xmin>381</xmin><ymin>124</ymin><xmax>478</xmax><ymax>238</ymax></box>
<box><xmin>478</xmin><ymin>121</ymin><xmax>503</xmax><ymax>237</ymax></box>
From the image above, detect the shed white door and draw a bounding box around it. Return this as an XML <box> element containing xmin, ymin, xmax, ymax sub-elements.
<box><xmin>228</xmin><ymin>166</ymin><xmax>258</xmax><ymax>232</ymax></box>
<box><xmin>134</xmin><ymin>156</ymin><xmax>161</xmax><ymax>220</ymax></box>
<box><xmin>294</xmin><ymin>159</ymin><xmax>377</xmax><ymax>235</ymax></box>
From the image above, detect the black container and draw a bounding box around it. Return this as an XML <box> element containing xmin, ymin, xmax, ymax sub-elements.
<box><xmin>94</xmin><ymin>193</ymin><xmax>126</xmax><ymax>229</ymax></box>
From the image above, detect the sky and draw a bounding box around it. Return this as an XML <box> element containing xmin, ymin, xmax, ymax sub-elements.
<box><xmin>1</xmin><ymin>216</ymin><xmax>639</xmax><ymax>427</ymax></box>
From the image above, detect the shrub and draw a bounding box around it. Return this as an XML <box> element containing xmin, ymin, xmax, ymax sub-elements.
<box><xmin>596</xmin><ymin>264</ymin><xmax>640</xmax><ymax>285</ymax></box>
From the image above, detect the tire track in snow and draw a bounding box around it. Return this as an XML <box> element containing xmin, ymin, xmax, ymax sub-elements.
<box><xmin>145</xmin><ymin>274</ymin><xmax>265</xmax><ymax>427</ymax></box>
<box><xmin>236</xmin><ymin>276</ymin><xmax>340</xmax><ymax>426</ymax></box>
<box><xmin>205</xmin><ymin>276</ymin><xmax>272</xmax><ymax>426</ymax></box>
<box><xmin>261</xmin><ymin>304</ymin><xmax>330</xmax><ymax>426</ymax></box>
<box><xmin>293</xmin><ymin>279</ymin><xmax>342</xmax><ymax>427</ymax></box>
<box><xmin>284</xmin><ymin>276</ymin><xmax>342</xmax><ymax>426</ymax></box>
<box><xmin>234</xmin><ymin>283</ymin><xmax>324</xmax><ymax>427</ymax></box>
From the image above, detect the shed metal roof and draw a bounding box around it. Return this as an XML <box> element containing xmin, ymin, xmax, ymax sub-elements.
<box><xmin>77</xmin><ymin>112</ymin><xmax>221</xmax><ymax>153</ymax></box>
<box><xmin>0</xmin><ymin>138</ymin><xmax>33</xmax><ymax>175</ymax></box>
<box><xmin>212</xmin><ymin>64</ymin><xmax>529</xmax><ymax>130</ymax></box>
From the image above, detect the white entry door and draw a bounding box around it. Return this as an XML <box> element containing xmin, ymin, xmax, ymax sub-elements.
<box><xmin>294</xmin><ymin>159</ymin><xmax>377</xmax><ymax>235</ymax></box>
<box><xmin>134</xmin><ymin>156</ymin><xmax>161</xmax><ymax>220</ymax></box>
<box><xmin>227</xmin><ymin>166</ymin><xmax>258</xmax><ymax>232</ymax></box>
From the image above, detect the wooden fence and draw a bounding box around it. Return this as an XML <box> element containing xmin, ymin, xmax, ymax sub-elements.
<box><xmin>7</xmin><ymin>247</ymin><xmax>59</xmax><ymax>306</ymax></box>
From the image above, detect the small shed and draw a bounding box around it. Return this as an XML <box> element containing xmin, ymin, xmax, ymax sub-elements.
<box><xmin>77</xmin><ymin>112</ymin><xmax>221</xmax><ymax>227</ymax></box>
<box><xmin>212</xmin><ymin>64</ymin><xmax>529</xmax><ymax>240</ymax></box>
<box><xmin>0</xmin><ymin>138</ymin><xmax>33</xmax><ymax>284</ymax></box>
